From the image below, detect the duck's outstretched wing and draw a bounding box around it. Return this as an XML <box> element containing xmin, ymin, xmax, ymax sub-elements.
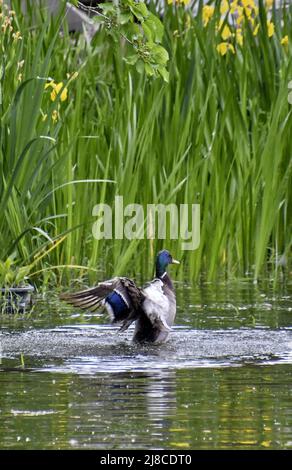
<box><xmin>60</xmin><ymin>277</ymin><xmax>119</xmax><ymax>311</ymax></box>
<box><xmin>60</xmin><ymin>277</ymin><xmax>144</xmax><ymax>319</ymax></box>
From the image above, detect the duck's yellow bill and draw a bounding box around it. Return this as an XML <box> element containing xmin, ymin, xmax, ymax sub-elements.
<box><xmin>172</xmin><ymin>259</ymin><xmax>180</xmax><ymax>265</ymax></box>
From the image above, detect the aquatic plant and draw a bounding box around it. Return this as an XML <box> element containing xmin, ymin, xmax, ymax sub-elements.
<box><xmin>0</xmin><ymin>257</ymin><xmax>30</xmax><ymax>287</ymax></box>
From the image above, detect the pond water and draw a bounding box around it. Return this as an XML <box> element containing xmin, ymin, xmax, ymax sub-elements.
<box><xmin>0</xmin><ymin>279</ymin><xmax>292</xmax><ymax>450</ymax></box>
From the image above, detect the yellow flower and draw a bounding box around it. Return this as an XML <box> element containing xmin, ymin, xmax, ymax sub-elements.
<box><xmin>221</xmin><ymin>25</ymin><xmax>232</xmax><ymax>41</ymax></box>
<box><xmin>253</xmin><ymin>23</ymin><xmax>260</xmax><ymax>36</ymax></box>
<box><xmin>45</xmin><ymin>81</ymin><xmax>68</xmax><ymax>102</ymax></box>
<box><xmin>220</xmin><ymin>0</ymin><xmax>229</xmax><ymax>15</ymax></box>
<box><xmin>265</xmin><ymin>0</ymin><xmax>273</xmax><ymax>9</ymax></box>
<box><xmin>52</xmin><ymin>82</ymin><xmax>66</xmax><ymax>102</ymax></box>
<box><xmin>236</xmin><ymin>15</ymin><xmax>244</xmax><ymax>27</ymax></box>
<box><xmin>236</xmin><ymin>29</ymin><xmax>243</xmax><ymax>46</ymax></box>
<box><xmin>45</xmin><ymin>81</ymin><xmax>54</xmax><ymax>90</ymax></box>
<box><xmin>237</xmin><ymin>6</ymin><xmax>244</xmax><ymax>17</ymax></box>
<box><xmin>67</xmin><ymin>71</ymin><xmax>79</xmax><ymax>81</ymax></box>
<box><xmin>228</xmin><ymin>43</ymin><xmax>235</xmax><ymax>54</ymax></box>
<box><xmin>185</xmin><ymin>13</ymin><xmax>191</xmax><ymax>30</ymax></box>
<box><xmin>217</xmin><ymin>42</ymin><xmax>228</xmax><ymax>56</ymax></box>
<box><xmin>216</xmin><ymin>19</ymin><xmax>224</xmax><ymax>32</ymax></box>
<box><xmin>242</xmin><ymin>0</ymin><xmax>255</xmax><ymax>7</ymax></box>
<box><xmin>267</xmin><ymin>21</ymin><xmax>274</xmax><ymax>38</ymax></box>
<box><xmin>60</xmin><ymin>86</ymin><xmax>68</xmax><ymax>102</ymax></box>
<box><xmin>167</xmin><ymin>0</ymin><xmax>190</xmax><ymax>4</ymax></box>
<box><xmin>244</xmin><ymin>7</ymin><xmax>252</xmax><ymax>18</ymax></box>
<box><xmin>230</xmin><ymin>1</ymin><xmax>239</xmax><ymax>14</ymax></box>
<box><xmin>52</xmin><ymin>110</ymin><xmax>59</xmax><ymax>123</ymax></box>
<box><xmin>202</xmin><ymin>5</ymin><xmax>215</xmax><ymax>27</ymax></box>
<box><xmin>217</xmin><ymin>42</ymin><xmax>235</xmax><ymax>56</ymax></box>
<box><xmin>281</xmin><ymin>35</ymin><xmax>288</xmax><ymax>46</ymax></box>
<box><xmin>12</xmin><ymin>31</ymin><xmax>22</xmax><ymax>41</ymax></box>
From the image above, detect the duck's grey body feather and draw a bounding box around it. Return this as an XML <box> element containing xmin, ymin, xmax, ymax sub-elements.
<box><xmin>134</xmin><ymin>276</ymin><xmax>176</xmax><ymax>343</ymax></box>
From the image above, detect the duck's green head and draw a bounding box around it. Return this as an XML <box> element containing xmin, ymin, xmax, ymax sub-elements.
<box><xmin>156</xmin><ymin>249</ymin><xmax>180</xmax><ymax>277</ymax></box>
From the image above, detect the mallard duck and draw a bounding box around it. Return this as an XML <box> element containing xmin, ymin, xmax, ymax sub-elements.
<box><xmin>60</xmin><ymin>249</ymin><xmax>180</xmax><ymax>343</ymax></box>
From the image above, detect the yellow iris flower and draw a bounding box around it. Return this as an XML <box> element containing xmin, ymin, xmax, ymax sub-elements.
<box><xmin>217</xmin><ymin>42</ymin><xmax>235</xmax><ymax>56</ymax></box>
<box><xmin>220</xmin><ymin>0</ymin><xmax>229</xmax><ymax>15</ymax></box>
<box><xmin>236</xmin><ymin>29</ymin><xmax>243</xmax><ymax>46</ymax></box>
<box><xmin>253</xmin><ymin>24</ymin><xmax>260</xmax><ymax>36</ymax></box>
<box><xmin>51</xmin><ymin>109</ymin><xmax>59</xmax><ymax>123</ymax></box>
<box><xmin>221</xmin><ymin>25</ymin><xmax>232</xmax><ymax>41</ymax></box>
<box><xmin>167</xmin><ymin>0</ymin><xmax>190</xmax><ymax>5</ymax></box>
<box><xmin>45</xmin><ymin>81</ymin><xmax>68</xmax><ymax>102</ymax></box>
<box><xmin>203</xmin><ymin>5</ymin><xmax>215</xmax><ymax>27</ymax></box>
<box><xmin>265</xmin><ymin>0</ymin><xmax>274</xmax><ymax>9</ymax></box>
<box><xmin>267</xmin><ymin>21</ymin><xmax>275</xmax><ymax>38</ymax></box>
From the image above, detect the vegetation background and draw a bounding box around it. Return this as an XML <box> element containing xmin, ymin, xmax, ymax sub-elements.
<box><xmin>0</xmin><ymin>0</ymin><xmax>291</xmax><ymax>287</ymax></box>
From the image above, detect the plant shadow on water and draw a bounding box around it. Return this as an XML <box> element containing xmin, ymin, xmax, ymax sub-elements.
<box><xmin>0</xmin><ymin>280</ymin><xmax>292</xmax><ymax>449</ymax></box>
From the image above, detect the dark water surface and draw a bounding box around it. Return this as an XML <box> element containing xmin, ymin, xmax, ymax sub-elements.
<box><xmin>0</xmin><ymin>280</ymin><xmax>292</xmax><ymax>449</ymax></box>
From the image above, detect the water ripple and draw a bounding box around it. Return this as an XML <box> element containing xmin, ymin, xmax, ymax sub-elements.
<box><xmin>1</xmin><ymin>325</ymin><xmax>292</xmax><ymax>374</ymax></box>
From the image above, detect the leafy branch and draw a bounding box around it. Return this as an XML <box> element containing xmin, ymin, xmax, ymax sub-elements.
<box><xmin>69</xmin><ymin>0</ymin><xmax>169</xmax><ymax>81</ymax></box>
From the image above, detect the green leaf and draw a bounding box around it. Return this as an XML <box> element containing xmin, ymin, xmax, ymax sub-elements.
<box><xmin>135</xmin><ymin>59</ymin><xmax>145</xmax><ymax>74</ymax></box>
<box><xmin>124</xmin><ymin>54</ymin><xmax>138</xmax><ymax>65</ymax></box>
<box><xmin>100</xmin><ymin>2</ymin><xmax>116</xmax><ymax>14</ymax></box>
<box><xmin>158</xmin><ymin>66</ymin><xmax>169</xmax><ymax>83</ymax></box>
<box><xmin>144</xmin><ymin>62</ymin><xmax>155</xmax><ymax>76</ymax></box>
<box><xmin>144</xmin><ymin>13</ymin><xmax>164</xmax><ymax>43</ymax></box>
<box><xmin>129</xmin><ymin>3</ymin><xmax>149</xmax><ymax>22</ymax></box>
<box><xmin>121</xmin><ymin>23</ymin><xmax>142</xmax><ymax>41</ymax></box>
<box><xmin>93</xmin><ymin>16</ymin><xmax>106</xmax><ymax>24</ymax></box>
<box><xmin>150</xmin><ymin>44</ymin><xmax>169</xmax><ymax>65</ymax></box>
<box><xmin>142</xmin><ymin>22</ymin><xmax>153</xmax><ymax>42</ymax></box>
<box><xmin>119</xmin><ymin>12</ymin><xmax>132</xmax><ymax>25</ymax></box>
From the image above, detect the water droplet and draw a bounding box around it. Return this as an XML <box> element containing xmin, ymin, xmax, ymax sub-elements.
<box><xmin>69</xmin><ymin>439</ymin><xmax>78</xmax><ymax>447</ymax></box>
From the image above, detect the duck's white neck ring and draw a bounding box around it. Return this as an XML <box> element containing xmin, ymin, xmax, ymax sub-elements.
<box><xmin>160</xmin><ymin>272</ymin><xmax>167</xmax><ymax>279</ymax></box>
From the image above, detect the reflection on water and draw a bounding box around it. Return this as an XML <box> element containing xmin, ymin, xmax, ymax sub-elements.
<box><xmin>1</xmin><ymin>367</ymin><xmax>292</xmax><ymax>449</ymax></box>
<box><xmin>0</xmin><ymin>280</ymin><xmax>291</xmax><ymax>449</ymax></box>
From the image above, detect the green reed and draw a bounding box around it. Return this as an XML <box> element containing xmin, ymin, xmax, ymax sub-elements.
<box><xmin>0</xmin><ymin>1</ymin><xmax>291</xmax><ymax>285</ymax></box>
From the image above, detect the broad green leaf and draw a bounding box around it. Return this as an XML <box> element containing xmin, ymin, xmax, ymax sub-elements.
<box><xmin>124</xmin><ymin>54</ymin><xmax>139</xmax><ymax>65</ymax></box>
<box><xmin>144</xmin><ymin>62</ymin><xmax>155</xmax><ymax>76</ymax></box>
<box><xmin>135</xmin><ymin>59</ymin><xmax>145</xmax><ymax>74</ymax></box>
<box><xmin>129</xmin><ymin>3</ymin><xmax>149</xmax><ymax>22</ymax></box>
<box><xmin>158</xmin><ymin>66</ymin><xmax>169</xmax><ymax>83</ymax></box>
<box><xmin>118</xmin><ymin>12</ymin><xmax>132</xmax><ymax>25</ymax></box>
<box><xmin>142</xmin><ymin>22</ymin><xmax>153</xmax><ymax>42</ymax></box>
<box><xmin>121</xmin><ymin>23</ymin><xmax>142</xmax><ymax>41</ymax></box>
<box><xmin>144</xmin><ymin>13</ymin><xmax>164</xmax><ymax>43</ymax></box>
<box><xmin>100</xmin><ymin>2</ymin><xmax>116</xmax><ymax>14</ymax></box>
<box><xmin>150</xmin><ymin>44</ymin><xmax>169</xmax><ymax>65</ymax></box>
